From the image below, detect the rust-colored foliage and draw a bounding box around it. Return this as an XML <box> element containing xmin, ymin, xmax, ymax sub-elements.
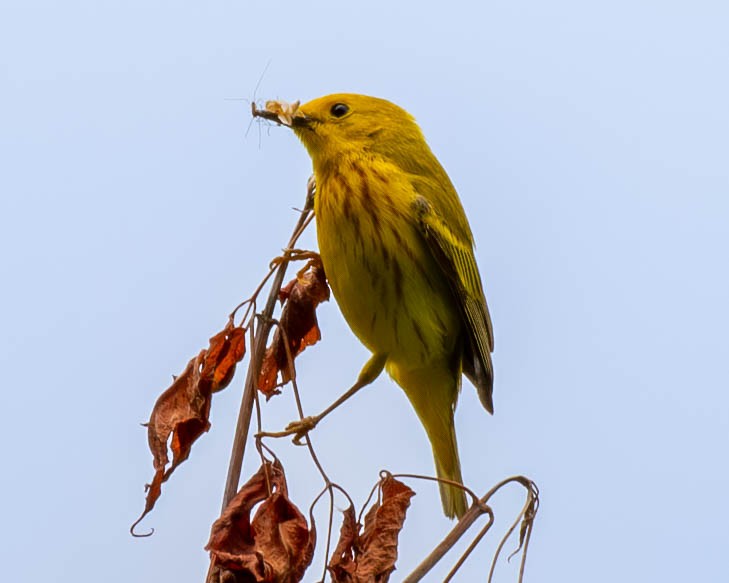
<box><xmin>133</xmin><ymin>323</ymin><xmax>247</xmax><ymax>531</ymax></box>
<box><xmin>206</xmin><ymin>460</ymin><xmax>315</xmax><ymax>583</ymax></box>
<box><xmin>328</xmin><ymin>476</ymin><xmax>415</xmax><ymax>583</ymax></box>
<box><xmin>204</xmin><ymin>325</ymin><xmax>248</xmax><ymax>393</ymax></box>
<box><xmin>258</xmin><ymin>257</ymin><xmax>329</xmax><ymax>397</ymax></box>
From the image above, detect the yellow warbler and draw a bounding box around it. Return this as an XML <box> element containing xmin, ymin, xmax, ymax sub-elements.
<box><xmin>260</xmin><ymin>94</ymin><xmax>494</xmax><ymax>519</ymax></box>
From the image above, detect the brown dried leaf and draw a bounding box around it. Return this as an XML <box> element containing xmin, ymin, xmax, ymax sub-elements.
<box><xmin>327</xmin><ymin>506</ymin><xmax>359</xmax><ymax>582</ymax></box>
<box><xmin>133</xmin><ymin>323</ymin><xmax>247</xmax><ymax>532</ymax></box>
<box><xmin>204</xmin><ymin>325</ymin><xmax>247</xmax><ymax>393</ymax></box>
<box><xmin>328</xmin><ymin>476</ymin><xmax>415</xmax><ymax>583</ymax></box>
<box><xmin>258</xmin><ymin>257</ymin><xmax>329</xmax><ymax>398</ymax></box>
<box><xmin>206</xmin><ymin>461</ymin><xmax>315</xmax><ymax>583</ymax></box>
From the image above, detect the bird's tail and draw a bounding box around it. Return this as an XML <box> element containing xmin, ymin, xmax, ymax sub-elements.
<box><xmin>432</xmin><ymin>417</ymin><xmax>468</xmax><ymax>519</ymax></box>
<box><xmin>389</xmin><ymin>363</ymin><xmax>469</xmax><ymax>519</ymax></box>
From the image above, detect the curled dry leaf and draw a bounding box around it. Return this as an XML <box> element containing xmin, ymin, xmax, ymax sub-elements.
<box><xmin>132</xmin><ymin>323</ymin><xmax>247</xmax><ymax>533</ymax></box>
<box><xmin>258</xmin><ymin>256</ymin><xmax>329</xmax><ymax>398</ymax></box>
<box><xmin>263</xmin><ymin>99</ymin><xmax>304</xmax><ymax>126</ymax></box>
<box><xmin>508</xmin><ymin>478</ymin><xmax>540</xmax><ymax>562</ymax></box>
<box><xmin>328</xmin><ymin>476</ymin><xmax>415</xmax><ymax>583</ymax></box>
<box><xmin>206</xmin><ymin>460</ymin><xmax>315</xmax><ymax>583</ymax></box>
<box><xmin>204</xmin><ymin>325</ymin><xmax>247</xmax><ymax>393</ymax></box>
<box><xmin>328</xmin><ymin>506</ymin><xmax>359</xmax><ymax>582</ymax></box>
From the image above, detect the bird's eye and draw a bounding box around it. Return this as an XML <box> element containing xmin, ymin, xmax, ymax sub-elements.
<box><xmin>330</xmin><ymin>103</ymin><xmax>349</xmax><ymax>118</ymax></box>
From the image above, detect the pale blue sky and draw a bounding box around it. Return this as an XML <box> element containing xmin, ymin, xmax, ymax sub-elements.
<box><xmin>1</xmin><ymin>1</ymin><xmax>728</xmax><ymax>581</ymax></box>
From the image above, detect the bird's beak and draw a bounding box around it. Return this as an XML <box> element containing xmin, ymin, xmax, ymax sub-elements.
<box><xmin>251</xmin><ymin>100</ymin><xmax>310</xmax><ymax>129</ymax></box>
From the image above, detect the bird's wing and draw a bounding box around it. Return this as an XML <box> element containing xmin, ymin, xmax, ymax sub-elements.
<box><xmin>412</xmin><ymin>195</ymin><xmax>495</xmax><ymax>413</ymax></box>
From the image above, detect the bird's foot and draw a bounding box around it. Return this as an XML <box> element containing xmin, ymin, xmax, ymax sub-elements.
<box><xmin>285</xmin><ymin>416</ymin><xmax>319</xmax><ymax>445</ymax></box>
<box><xmin>269</xmin><ymin>249</ymin><xmax>321</xmax><ymax>270</ymax></box>
<box><xmin>257</xmin><ymin>415</ymin><xmax>319</xmax><ymax>445</ymax></box>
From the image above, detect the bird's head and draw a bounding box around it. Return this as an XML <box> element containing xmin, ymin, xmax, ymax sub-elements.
<box><xmin>254</xmin><ymin>93</ymin><xmax>431</xmax><ymax>173</ymax></box>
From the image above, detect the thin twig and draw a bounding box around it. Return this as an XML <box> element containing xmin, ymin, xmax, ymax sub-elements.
<box><xmin>253</xmin><ymin>315</ymin><xmax>344</xmax><ymax>583</ymax></box>
<box><xmin>402</xmin><ymin>475</ymin><xmax>538</xmax><ymax>583</ymax></box>
<box><xmin>392</xmin><ymin>472</ymin><xmax>488</xmax><ymax>512</ymax></box>
<box><xmin>276</xmin><ymin>323</ymin><xmax>340</xmax><ymax>583</ymax></box>
<box><xmin>220</xmin><ymin>207</ymin><xmax>313</xmax><ymax>509</ymax></box>
<box><xmin>444</xmin><ymin>512</ymin><xmax>495</xmax><ymax>582</ymax></box>
<box><xmin>206</xmin><ymin>200</ymin><xmax>313</xmax><ymax>583</ymax></box>
<box><xmin>517</xmin><ymin>507</ymin><xmax>536</xmax><ymax>583</ymax></box>
<box><xmin>402</xmin><ymin>500</ymin><xmax>492</xmax><ymax>583</ymax></box>
<box><xmin>488</xmin><ymin>505</ymin><xmax>523</xmax><ymax>583</ymax></box>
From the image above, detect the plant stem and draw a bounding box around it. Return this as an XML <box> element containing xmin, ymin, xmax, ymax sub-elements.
<box><xmin>221</xmin><ymin>204</ymin><xmax>313</xmax><ymax>509</ymax></box>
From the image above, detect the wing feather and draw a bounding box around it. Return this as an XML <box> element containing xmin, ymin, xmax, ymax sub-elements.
<box><xmin>413</xmin><ymin>196</ymin><xmax>495</xmax><ymax>413</ymax></box>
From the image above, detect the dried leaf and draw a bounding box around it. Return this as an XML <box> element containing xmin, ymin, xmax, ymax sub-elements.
<box><xmin>508</xmin><ymin>480</ymin><xmax>540</xmax><ymax>562</ymax></box>
<box><xmin>133</xmin><ymin>323</ymin><xmax>247</xmax><ymax>532</ymax></box>
<box><xmin>258</xmin><ymin>257</ymin><xmax>329</xmax><ymax>398</ymax></box>
<box><xmin>207</xmin><ymin>461</ymin><xmax>315</xmax><ymax>583</ymax></box>
<box><xmin>204</xmin><ymin>325</ymin><xmax>247</xmax><ymax>393</ymax></box>
<box><xmin>327</xmin><ymin>506</ymin><xmax>358</xmax><ymax>581</ymax></box>
<box><xmin>329</xmin><ymin>476</ymin><xmax>415</xmax><ymax>583</ymax></box>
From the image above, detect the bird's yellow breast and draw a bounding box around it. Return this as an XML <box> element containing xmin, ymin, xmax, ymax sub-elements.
<box><xmin>314</xmin><ymin>155</ymin><xmax>461</xmax><ymax>368</ymax></box>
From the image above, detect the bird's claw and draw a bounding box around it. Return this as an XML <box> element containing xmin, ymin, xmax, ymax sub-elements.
<box><xmin>255</xmin><ymin>415</ymin><xmax>319</xmax><ymax>444</ymax></box>
<box><xmin>285</xmin><ymin>416</ymin><xmax>319</xmax><ymax>445</ymax></box>
<box><xmin>269</xmin><ymin>249</ymin><xmax>320</xmax><ymax>270</ymax></box>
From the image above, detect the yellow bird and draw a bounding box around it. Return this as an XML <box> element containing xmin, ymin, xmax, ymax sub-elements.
<box><xmin>260</xmin><ymin>94</ymin><xmax>494</xmax><ymax>519</ymax></box>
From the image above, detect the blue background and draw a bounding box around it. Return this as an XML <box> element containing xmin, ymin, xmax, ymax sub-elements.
<box><xmin>2</xmin><ymin>1</ymin><xmax>727</xmax><ymax>581</ymax></box>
